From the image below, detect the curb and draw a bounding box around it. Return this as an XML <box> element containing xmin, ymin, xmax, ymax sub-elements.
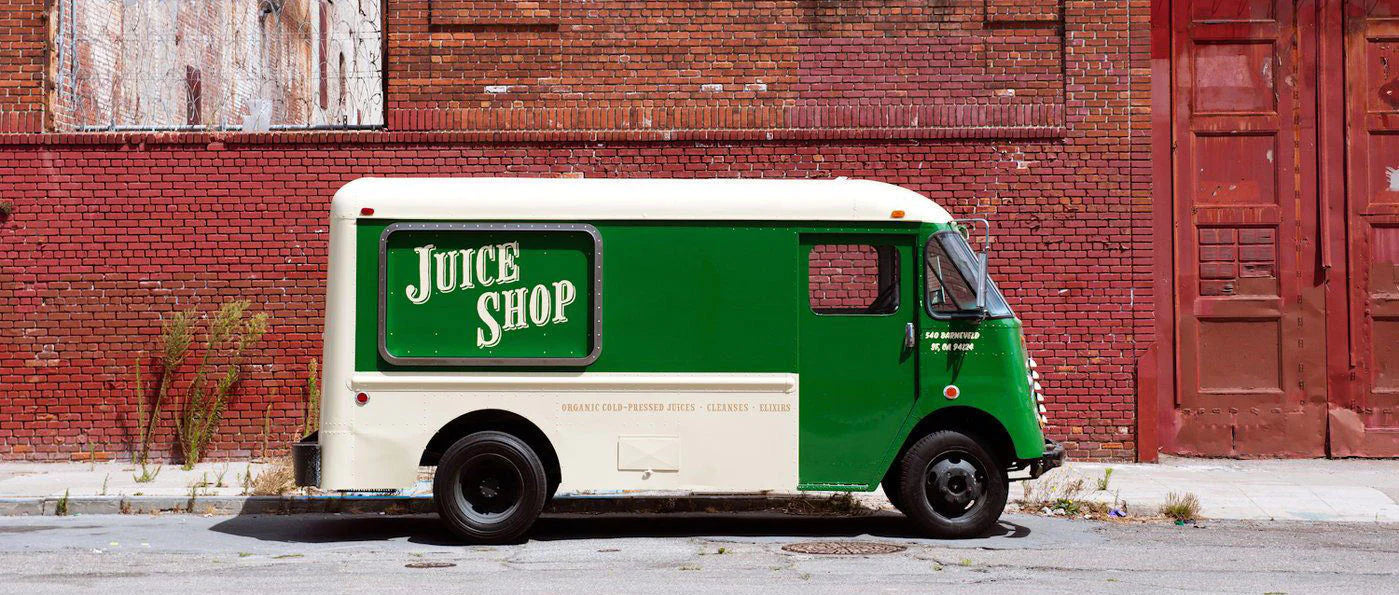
<box><xmin>0</xmin><ymin>493</ymin><xmax>881</xmax><ymax>517</ymax></box>
<box><xmin>2</xmin><ymin>496</ymin><xmax>435</xmax><ymax>517</ymax></box>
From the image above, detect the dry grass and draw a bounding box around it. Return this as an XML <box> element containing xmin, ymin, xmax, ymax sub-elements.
<box><xmin>1160</xmin><ymin>491</ymin><xmax>1201</xmax><ymax>522</ymax></box>
<box><xmin>1014</xmin><ymin>470</ymin><xmax>1118</xmax><ymax>519</ymax></box>
<box><xmin>249</xmin><ymin>459</ymin><xmax>296</xmax><ymax>496</ymax></box>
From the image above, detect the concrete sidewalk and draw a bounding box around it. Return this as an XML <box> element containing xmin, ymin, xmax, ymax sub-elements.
<box><xmin>1</xmin><ymin>456</ymin><xmax>1396</xmax><ymax>522</ymax></box>
<box><xmin>1042</xmin><ymin>456</ymin><xmax>1399</xmax><ymax>523</ymax></box>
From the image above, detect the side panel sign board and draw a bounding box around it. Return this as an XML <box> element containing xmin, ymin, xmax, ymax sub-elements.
<box><xmin>378</xmin><ymin>223</ymin><xmax>602</xmax><ymax>366</ymax></box>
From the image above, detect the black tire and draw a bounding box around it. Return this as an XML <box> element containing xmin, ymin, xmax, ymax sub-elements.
<box><xmin>881</xmin><ymin>470</ymin><xmax>905</xmax><ymax>512</ymax></box>
<box><xmin>896</xmin><ymin>430</ymin><xmax>1008</xmax><ymax>539</ymax></box>
<box><xmin>434</xmin><ymin>431</ymin><xmax>548</xmax><ymax>544</ymax></box>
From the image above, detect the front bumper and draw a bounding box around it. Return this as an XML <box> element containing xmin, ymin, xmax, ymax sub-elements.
<box><xmin>1028</xmin><ymin>439</ymin><xmax>1065</xmax><ymax>479</ymax></box>
<box><xmin>292</xmin><ymin>432</ymin><xmax>321</xmax><ymax>487</ymax></box>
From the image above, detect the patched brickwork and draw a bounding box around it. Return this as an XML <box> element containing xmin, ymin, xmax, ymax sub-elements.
<box><xmin>0</xmin><ymin>0</ymin><xmax>1152</xmax><ymax>462</ymax></box>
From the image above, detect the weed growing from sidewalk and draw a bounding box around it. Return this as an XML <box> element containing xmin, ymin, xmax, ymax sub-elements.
<box><xmin>250</xmin><ymin>459</ymin><xmax>296</xmax><ymax>496</ymax></box>
<box><xmin>99</xmin><ymin>474</ymin><xmax>110</xmax><ymax>496</ymax></box>
<box><xmin>55</xmin><ymin>490</ymin><xmax>69</xmax><ymax>516</ymax></box>
<box><xmin>239</xmin><ymin>464</ymin><xmax>254</xmax><ymax>495</ymax></box>
<box><xmin>189</xmin><ymin>473</ymin><xmax>216</xmax><ymax>497</ymax></box>
<box><xmin>1015</xmin><ymin>471</ymin><xmax>1113</xmax><ymax>518</ymax></box>
<box><xmin>133</xmin><ymin>462</ymin><xmax>162</xmax><ymax>483</ymax></box>
<box><xmin>1096</xmin><ymin>467</ymin><xmax>1113</xmax><ymax>491</ymax></box>
<box><xmin>174</xmin><ymin>301</ymin><xmax>269</xmax><ymax>468</ymax></box>
<box><xmin>1160</xmin><ymin>492</ymin><xmax>1201</xmax><ymax>522</ymax></box>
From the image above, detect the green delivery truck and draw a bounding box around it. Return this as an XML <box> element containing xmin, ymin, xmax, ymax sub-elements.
<box><xmin>293</xmin><ymin>177</ymin><xmax>1063</xmax><ymax>543</ymax></box>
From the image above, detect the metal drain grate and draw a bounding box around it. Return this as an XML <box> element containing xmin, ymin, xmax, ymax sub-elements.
<box><xmin>781</xmin><ymin>541</ymin><xmax>907</xmax><ymax>555</ymax></box>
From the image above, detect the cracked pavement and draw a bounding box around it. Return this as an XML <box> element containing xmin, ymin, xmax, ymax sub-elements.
<box><xmin>0</xmin><ymin>511</ymin><xmax>1394</xmax><ymax>593</ymax></box>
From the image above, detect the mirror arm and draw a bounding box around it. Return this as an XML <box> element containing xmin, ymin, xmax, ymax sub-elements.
<box><xmin>975</xmin><ymin>252</ymin><xmax>988</xmax><ymax>315</ymax></box>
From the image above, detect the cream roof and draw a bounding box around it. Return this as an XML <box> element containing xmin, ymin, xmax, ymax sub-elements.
<box><xmin>332</xmin><ymin>177</ymin><xmax>953</xmax><ymax>224</ymax></box>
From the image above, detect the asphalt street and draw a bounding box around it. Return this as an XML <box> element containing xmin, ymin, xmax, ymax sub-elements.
<box><xmin>0</xmin><ymin>511</ymin><xmax>1393</xmax><ymax>594</ymax></box>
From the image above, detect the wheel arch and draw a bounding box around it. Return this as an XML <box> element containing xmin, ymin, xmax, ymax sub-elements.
<box><xmin>420</xmin><ymin>409</ymin><xmax>562</xmax><ymax>491</ymax></box>
<box><xmin>885</xmin><ymin>406</ymin><xmax>1016</xmax><ymax>482</ymax></box>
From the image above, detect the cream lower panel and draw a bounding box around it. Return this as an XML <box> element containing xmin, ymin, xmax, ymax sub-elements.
<box><xmin>319</xmin><ymin>372</ymin><xmax>799</xmax><ymax>492</ymax></box>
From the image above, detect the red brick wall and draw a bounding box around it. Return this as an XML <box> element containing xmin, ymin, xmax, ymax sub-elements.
<box><xmin>0</xmin><ymin>0</ymin><xmax>1152</xmax><ymax>462</ymax></box>
<box><xmin>0</xmin><ymin>0</ymin><xmax>44</xmax><ymax>132</ymax></box>
<box><xmin>808</xmin><ymin>244</ymin><xmax>883</xmax><ymax>311</ymax></box>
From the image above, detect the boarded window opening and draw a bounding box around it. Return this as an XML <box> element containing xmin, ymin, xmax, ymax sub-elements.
<box><xmin>49</xmin><ymin>0</ymin><xmax>384</xmax><ymax>131</ymax></box>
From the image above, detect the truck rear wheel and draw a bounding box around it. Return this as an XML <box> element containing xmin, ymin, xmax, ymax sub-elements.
<box><xmin>896</xmin><ymin>430</ymin><xmax>1008</xmax><ymax>539</ymax></box>
<box><xmin>434</xmin><ymin>431</ymin><xmax>548</xmax><ymax>544</ymax></box>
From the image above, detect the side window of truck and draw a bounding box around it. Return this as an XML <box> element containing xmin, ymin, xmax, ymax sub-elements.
<box><xmin>808</xmin><ymin>244</ymin><xmax>899</xmax><ymax>315</ymax></box>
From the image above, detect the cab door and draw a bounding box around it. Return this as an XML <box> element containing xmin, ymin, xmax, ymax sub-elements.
<box><xmin>798</xmin><ymin>233</ymin><xmax>918</xmax><ymax>487</ymax></box>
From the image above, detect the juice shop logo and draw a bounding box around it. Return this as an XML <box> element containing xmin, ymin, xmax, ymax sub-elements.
<box><xmin>403</xmin><ymin>242</ymin><xmax>577</xmax><ymax>348</ymax></box>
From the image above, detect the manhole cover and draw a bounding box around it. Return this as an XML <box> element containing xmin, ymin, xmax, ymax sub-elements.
<box><xmin>404</xmin><ymin>562</ymin><xmax>457</xmax><ymax>569</ymax></box>
<box><xmin>781</xmin><ymin>541</ymin><xmax>907</xmax><ymax>555</ymax></box>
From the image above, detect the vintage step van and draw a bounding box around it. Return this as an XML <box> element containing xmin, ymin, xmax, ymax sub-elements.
<box><xmin>294</xmin><ymin>177</ymin><xmax>1062</xmax><ymax>543</ymax></box>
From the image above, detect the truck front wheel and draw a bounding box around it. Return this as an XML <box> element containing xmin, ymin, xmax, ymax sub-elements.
<box><xmin>434</xmin><ymin>431</ymin><xmax>548</xmax><ymax>544</ymax></box>
<box><xmin>896</xmin><ymin>430</ymin><xmax>1008</xmax><ymax>539</ymax></box>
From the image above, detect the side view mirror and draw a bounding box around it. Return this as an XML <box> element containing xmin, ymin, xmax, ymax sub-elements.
<box><xmin>954</xmin><ymin>218</ymin><xmax>993</xmax><ymax>317</ymax></box>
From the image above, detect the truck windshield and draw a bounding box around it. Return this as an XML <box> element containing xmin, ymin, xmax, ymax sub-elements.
<box><xmin>925</xmin><ymin>231</ymin><xmax>1013</xmax><ymax>318</ymax></box>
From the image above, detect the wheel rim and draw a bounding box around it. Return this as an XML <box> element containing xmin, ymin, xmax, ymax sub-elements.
<box><xmin>923</xmin><ymin>449</ymin><xmax>988</xmax><ymax>519</ymax></box>
<box><xmin>454</xmin><ymin>452</ymin><xmax>525</xmax><ymax>523</ymax></box>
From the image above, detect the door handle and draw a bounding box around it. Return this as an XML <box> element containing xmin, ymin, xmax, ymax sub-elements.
<box><xmin>904</xmin><ymin>322</ymin><xmax>916</xmax><ymax>350</ymax></box>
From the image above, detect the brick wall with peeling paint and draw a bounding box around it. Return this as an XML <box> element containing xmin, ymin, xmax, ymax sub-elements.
<box><xmin>49</xmin><ymin>0</ymin><xmax>383</xmax><ymax>131</ymax></box>
<box><xmin>0</xmin><ymin>0</ymin><xmax>1151</xmax><ymax>462</ymax></box>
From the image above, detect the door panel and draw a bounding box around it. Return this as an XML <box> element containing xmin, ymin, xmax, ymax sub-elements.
<box><xmin>1170</xmin><ymin>0</ymin><xmax>1329</xmax><ymax>456</ymax></box>
<box><xmin>1335</xmin><ymin>0</ymin><xmax>1399</xmax><ymax>456</ymax></box>
<box><xmin>798</xmin><ymin>234</ymin><xmax>917</xmax><ymax>486</ymax></box>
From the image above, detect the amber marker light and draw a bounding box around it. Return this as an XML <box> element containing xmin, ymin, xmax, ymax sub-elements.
<box><xmin>890</xmin><ymin>210</ymin><xmax>906</xmax><ymax>219</ymax></box>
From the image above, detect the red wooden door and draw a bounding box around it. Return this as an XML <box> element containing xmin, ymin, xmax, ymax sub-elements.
<box><xmin>1170</xmin><ymin>0</ymin><xmax>1329</xmax><ymax>456</ymax></box>
<box><xmin>1335</xmin><ymin>0</ymin><xmax>1399</xmax><ymax>456</ymax></box>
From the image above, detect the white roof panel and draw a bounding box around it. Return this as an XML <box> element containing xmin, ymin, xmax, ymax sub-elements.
<box><xmin>332</xmin><ymin>177</ymin><xmax>953</xmax><ymax>224</ymax></box>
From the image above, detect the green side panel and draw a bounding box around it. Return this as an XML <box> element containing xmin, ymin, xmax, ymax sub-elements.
<box><xmin>910</xmin><ymin>316</ymin><xmax>1044</xmax><ymax>462</ymax></box>
<box><xmin>381</xmin><ymin>227</ymin><xmax>595</xmax><ymax>361</ymax></box>
<box><xmin>354</xmin><ymin>219</ymin><xmax>1045</xmax><ymax>490</ymax></box>
<box><xmin>796</xmin><ymin>233</ymin><xmax>919</xmax><ymax>487</ymax></box>
<box><xmin>357</xmin><ymin>222</ymin><xmax>805</xmax><ymax>372</ymax></box>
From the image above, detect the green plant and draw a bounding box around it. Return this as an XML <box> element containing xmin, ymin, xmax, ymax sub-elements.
<box><xmin>174</xmin><ymin>301</ymin><xmax>269</xmax><ymax>468</ymax></box>
<box><xmin>303</xmin><ymin>358</ymin><xmax>320</xmax><ymax>437</ymax></box>
<box><xmin>1096</xmin><ymin>467</ymin><xmax>1114</xmax><ymax>491</ymax></box>
<box><xmin>99</xmin><ymin>474</ymin><xmax>110</xmax><ymax>496</ymax></box>
<box><xmin>1161</xmin><ymin>492</ymin><xmax>1201</xmax><ymax>522</ymax></box>
<box><xmin>133</xmin><ymin>462</ymin><xmax>162</xmax><ymax>483</ymax></box>
<box><xmin>133</xmin><ymin>311</ymin><xmax>197</xmax><ymax>467</ymax></box>
<box><xmin>240</xmin><ymin>463</ymin><xmax>254</xmax><ymax>495</ymax></box>
<box><xmin>55</xmin><ymin>490</ymin><xmax>69</xmax><ymax>516</ymax></box>
<box><xmin>0</xmin><ymin>199</ymin><xmax>14</xmax><ymax>220</ymax></box>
